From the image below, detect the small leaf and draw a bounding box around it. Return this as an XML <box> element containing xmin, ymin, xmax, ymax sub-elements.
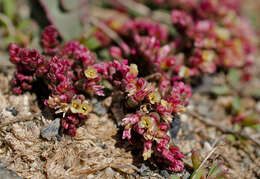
<box><xmin>242</xmin><ymin>113</ymin><xmax>260</xmax><ymax>127</ymax></box>
<box><xmin>228</xmin><ymin>68</ymin><xmax>240</xmax><ymax>88</ymax></box>
<box><xmin>211</xmin><ymin>86</ymin><xmax>230</xmax><ymax>95</ymax></box>
<box><xmin>171</xmin><ymin>174</ymin><xmax>180</xmax><ymax>179</ymax></box>
<box><xmin>191</xmin><ymin>168</ymin><xmax>206</xmax><ymax>179</ymax></box>
<box><xmin>191</xmin><ymin>151</ymin><xmax>201</xmax><ymax>170</ymax></box>
<box><xmin>231</xmin><ymin>96</ymin><xmax>241</xmax><ymax>112</ymax></box>
<box><xmin>99</xmin><ymin>49</ymin><xmax>112</xmax><ymax>60</ymax></box>
<box><xmin>227</xmin><ymin>134</ymin><xmax>236</xmax><ymax>142</ymax></box>
<box><xmin>250</xmin><ymin>89</ymin><xmax>260</xmax><ymax>98</ymax></box>
<box><xmin>60</xmin><ymin>0</ymin><xmax>82</xmax><ymax>11</ymax></box>
<box><xmin>17</xmin><ymin>19</ymin><xmax>32</xmax><ymax>31</ymax></box>
<box><xmin>233</xmin><ymin>123</ymin><xmax>241</xmax><ymax>131</ymax></box>
<box><xmin>207</xmin><ymin>161</ymin><xmax>219</xmax><ymax>177</ymax></box>
<box><xmin>39</xmin><ymin>0</ymin><xmax>84</xmax><ymax>41</ymax></box>
<box><xmin>169</xmin><ymin>26</ymin><xmax>178</xmax><ymax>36</ymax></box>
<box><xmin>84</xmin><ymin>37</ymin><xmax>101</xmax><ymax>50</ymax></box>
<box><xmin>3</xmin><ymin>0</ymin><xmax>15</xmax><ymax>20</ymax></box>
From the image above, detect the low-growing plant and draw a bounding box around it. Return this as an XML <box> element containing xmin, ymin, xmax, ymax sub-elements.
<box><xmin>8</xmin><ymin>25</ymin><xmax>191</xmax><ymax>172</ymax></box>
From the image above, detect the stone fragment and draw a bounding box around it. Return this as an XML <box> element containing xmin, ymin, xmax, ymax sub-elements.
<box><xmin>40</xmin><ymin>118</ymin><xmax>60</xmax><ymax>140</ymax></box>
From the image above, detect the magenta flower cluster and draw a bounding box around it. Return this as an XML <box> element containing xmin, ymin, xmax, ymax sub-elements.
<box><xmin>96</xmin><ymin>0</ymin><xmax>256</xmax><ymax>81</ymax></box>
<box><xmin>9</xmin><ymin>25</ymin><xmax>191</xmax><ymax>172</ymax></box>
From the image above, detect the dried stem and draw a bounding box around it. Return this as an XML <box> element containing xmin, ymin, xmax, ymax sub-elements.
<box><xmin>0</xmin><ymin>13</ymin><xmax>15</xmax><ymax>37</ymax></box>
<box><xmin>191</xmin><ymin>147</ymin><xmax>218</xmax><ymax>179</ymax></box>
<box><xmin>144</xmin><ymin>72</ymin><xmax>161</xmax><ymax>81</ymax></box>
<box><xmin>89</xmin><ymin>17</ymin><xmax>124</xmax><ymax>46</ymax></box>
<box><xmin>115</xmin><ymin>0</ymin><xmax>172</xmax><ymax>25</ymax></box>
<box><xmin>187</xmin><ymin>109</ymin><xmax>260</xmax><ymax>148</ymax></box>
<box><xmin>0</xmin><ymin>114</ymin><xmax>41</xmax><ymax>129</ymax></box>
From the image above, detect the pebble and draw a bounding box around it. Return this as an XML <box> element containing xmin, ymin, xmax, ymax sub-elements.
<box><xmin>64</xmin><ymin>165</ymin><xmax>70</xmax><ymax>170</ymax></box>
<box><xmin>255</xmin><ymin>148</ymin><xmax>260</xmax><ymax>157</ymax></box>
<box><xmin>40</xmin><ymin>118</ymin><xmax>61</xmax><ymax>140</ymax></box>
<box><xmin>0</xmin><ymin>167</ymin><xmax>21</xmax><ymax>179</ymax></box>
<box><xmin>140</xmin><ymin>164</ymin><xmax>151</xmax><ymax>176</ymax></box>
<box><xmin>170</xmin><ymin>116</ymin><xmax>181</xmax><ymax>139</ymax></box>
<box><xmin>160</xmin><ymin>170</ymin><xmax>170</xmax><ymax>178</ymax></box>
<box><xmin>203</xmin><ymin>142</ymin><xmax>213</xmax><ymax>153</ymax></box>
<box><xmin>197</xmin><ymin>102</ymin><xmax>211</xmax><ymax>117</ymax></box>
<box><xmin>5</xmin><ymin>107</ymin><xmax>18</xmax><ymax>116</ymax></box>
<box><xmin>87</xmin><ymin>174</ymin><xmax>95</xmax><ymax>179</ymax></box>
<box><xmin>104</xmin><ymin>167</ymin><xmax>114</xmax><ymax>178</ymax></box>
<box><xmin>93</xmin><ymin>102</ymin><xmax>107</xmax><ymax>116</ymax></box>
<box><xmin>182</xmin><ymin>171</ymin><xmax>191</xmax><ymax>179</ymax></box>
<box><xmin>100</xmin><ymin>143</ymin><xmax>108</xmax><ymax>149</ymax></box>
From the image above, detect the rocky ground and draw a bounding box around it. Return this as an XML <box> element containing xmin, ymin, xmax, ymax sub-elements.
<box><xmin>0</xmin><ymin>53</ymin><xmax>259</xmax><ymax>179</ymax></box>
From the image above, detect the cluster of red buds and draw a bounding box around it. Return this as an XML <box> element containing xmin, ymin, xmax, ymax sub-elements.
<box><xmin>9</xmin><ymin>26</ymin><xmax>99</xmax><ymax>137</ymax></box>
<box><xmin>97</xmin><ymin>59</ymin><xmax>191</xmax><ymax>171</ymax></box>
<box><xmin>9</xmin><ymin>25</ymin><xmax>191</xmax><ymax>172</ymax></box>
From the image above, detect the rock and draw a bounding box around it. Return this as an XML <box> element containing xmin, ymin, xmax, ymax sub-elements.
<box><xmin>87</xmin><ymin>174</ymin><xmax>95</xmax><ymax>179</ymax></box>
<box><xmin>140</xmin><ymin>164</ymin><xmax>151</xmax><ymax>176</ymax></box>
<box><xmin>40</xmin><ymin>118</ymin><xmax>61</xmax><ymax>140</ymax></box>
<box><xmin>93</xmin><ymin>102</ymin><xmax>107</xmax><ymax>116</ymax></box>
<box><xmin>197</xmin><ymin>102</ymin><xmax>211</xmax><ymax>117</ymax></box>
<box><xmin>100</xmin><ymin>142</ymin><xmax>108</xmax><ymax>149</ymax></box>
<box><xmin>203</xmin><ymin>142</ymin><xmax>213</xmax><ymax>153</ymax></box>
<box><xmin>0</xmin><ymin>167</ymin><xmax>21</xmax><ymax>179</ymax></box>
<box><xmin>255</xmin><ymin>148</ymin><xmax>260</xmax><ymax>158</ymax></box>
<box><xmin>64</xmin><ymin>165</ymin><xmax>70</xmax><ymax>170</ymax></box>
<box><xmin>6</xmin><ymin>107</ymin><xmax>18</xmax><ymax>116</ymax></box>
<box><xmin>182</xmin><ymin>171</ymin><xmax>191</xmax><ymax>179</ymax></box>
<box><xmin>0</xmin><ymin>163</ymin><xmax>8</xmax><ymax>168</ymax></box>
<box><xmin>160</xmin><ymin>170</ymin><xmax>170</xmax><ymax>178</ymax></box>
<box><xmin>104</xmin><ymin>167</ymin><xmax>115</xmax><ymax>178</ymax></box>
<box><xmin>170</xmin><ymin>116</ymin><xmax>181</xmax><ymax>138</ymax></box>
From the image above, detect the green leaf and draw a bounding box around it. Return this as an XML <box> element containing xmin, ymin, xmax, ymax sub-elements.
<box><xmin>169</xmin><ymin>26</ymin><xmax>178</xmax><ymax>36</ymax></box>
<box><xmin>60</xmin><ymin>0</ymin><xmax>82</xmax><ymax>10</ymax></box>
<box><xmin>171</xmin><ymin>175</ymin><xmax>180</xmax><ymax>179</ymax></box>
<box><xmin>84</xmin><ymin>37</ymin><xmax>101</xmax><ymax>51</ymax></box>
<box><xmin>233</xmin><ymin>123</ymin><xmax>241</xmax><ymax>132</ymax></box>
<box><xmin>228</xmin><ymin>68</ymin><xmax>240</xmax><ymax>88</ymax></box>
<box><xmin>99</xmin><ymin>49</ymin><xmax>112</xmax><ymax>60</ymax></box>
<box><xmin>251</xmin><ymin>124</ymin><xmax>260</xmax><ymax>130</ymax></box>
<box><xmin>3</xmin><ymin>0</ymin><xmax>15</xmax><ymax>20</ymax></box>
<box><xmin>17</xmin><ymin>19</ymin><xmax>32</xmax><ymax>31</ymax></box>
<box><xmin>208</xmin><ymin>161</ymin><xmax>219</xmax><ymax>177</ymax></box>
<box><xmin>227</xmin><ymin>134</ymin><xmax>236</xmax><ymax>142</ymax></box>
<box><xmin>211</xmin><ymin>86</ymin><xmax>230</xmax><ymax>95</ymax></box>
<box><xmin>232</xmin><ymin>96</ymin><xmax>241</xmax><ymax>112</ymax></box>
<box><xmin>191</xmin><ymin>168</ymin><xmax>206</xmax><ymax>179</ymax></box>
<box><xmin>191</xmin><ymin>151</ymin><xmax>201</xmax><ymax>170</ymax></box>
<box><xmin>39</xmin><ymin>0</ymin><xmax>84</xmax><ymax>41</ymax></box>
<box><xmin>250</xmin><ymin>89</ymin><xmax>260</xmax><ymax>98</ymax></box>
<box><xmin>242</xmin><ymin>113</ymin><xmax>260</xmax><ymax>127</ymax></box>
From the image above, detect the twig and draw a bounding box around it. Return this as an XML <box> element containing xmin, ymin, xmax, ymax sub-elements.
<box><xmin>187</xmin><ymin>109</ymin><xmax>260</xmax><ymax>148</ymax></box>
<box><xmin>115</xmin><ymin>0</ymin><xmax>172</xmax><ymax>25</ymax></box>
<box><xmin>0</xmin><ymin>13</ymin><xmax>15</xmax><ymax>37</ymax></box>
<box><xmin>89</xmin><ymin>17</ymin><xmax>124</xmax><ymax>46</ymax></box>
<box><xmin>116</xmin><ymin>0</ymin><xmax>151</xmax><ymax>17</ymax></box>
<box><xmin>0</xmin><ymin>114</ymin><xmax>41</xmax><ymax>129</ymax></box>
<box><xmin>144</xmin><ymin>72</ymin><xmax>161</xmax><ymax>81</ymax></box>
<box><xmin>191</xmin><ymin>147</ymin><xmax>218</xmax><ymax>179</ymax></box>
